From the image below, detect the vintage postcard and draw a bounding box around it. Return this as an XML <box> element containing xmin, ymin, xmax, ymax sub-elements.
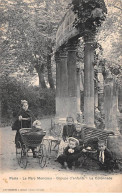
<box><xmin>0</xmin><ymin>0</ymin><xmax>122</xmax><ymax>193</ymax></box>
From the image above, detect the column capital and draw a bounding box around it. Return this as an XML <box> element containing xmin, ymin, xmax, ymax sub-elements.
<box><xmin>67</xmin><ymin>39</ymin><xmax>78</xmax><ymax>52</ymax></box>
<box><xmin>83</xmin><ymin>31</ymin><xmax>96</xmax><ymax>44</ymax></box>
<box><xmin>59</xmin><ymin>47</ymin><xmax>68</xmax><ymax>58</ymax></box>
<box><xmin>55</xmin><ymin>51</ymin><xmax>60</xmax><ymax>62</ymax></box>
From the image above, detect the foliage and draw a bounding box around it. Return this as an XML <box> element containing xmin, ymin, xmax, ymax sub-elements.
<box><xmin>95</xmin><ymin>0</ymin><xmax>122</xmax><ymax>84</ymax></box>
<box><xmin>0</xmin><ymin>75</ymin><xmax>55</xmax><ymax>125</ymax></box>
<box><xmin>0</xmin><ymin>0</ymin><xmax>70</xmax><ymax>88</ymax></box>
<box><xmin>96</xmin><ymin>0</ymin><xmax>122</xmax><ymax>67</ymax></box>
<box><xmin>72</xmin><ymin>0</ymin><xmax>107</xmax><ymax>34</ymax></box>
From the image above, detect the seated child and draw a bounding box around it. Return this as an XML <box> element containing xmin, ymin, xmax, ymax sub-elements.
<box><xmin>31</xmin><ymin>120</ymin><xmax>45</xmax><ymax>158</ymax></box>
<box><xmin>57</xmin><ymin>137</ymin><xmax>84</xmax><ymax>170</ymax></box>
<box><xmin>32</xmin><ymin>120</ymin><xmax>44</xmax><ymax>132</ymax></box>
<box><xmin>72</xmin><ymin>123</ymin><xmax>84</xmax><ymax>146</ymax></box>
<box><xmin>97</xmin><ymin>140</ymin><xmax>115</xmax><ymax>171</ymax></box>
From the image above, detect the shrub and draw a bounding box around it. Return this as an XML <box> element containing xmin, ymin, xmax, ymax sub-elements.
<box><xmin>0</xmin><ymin>75</ymin><xmax>55</xmax><ymax>125</ymax></box>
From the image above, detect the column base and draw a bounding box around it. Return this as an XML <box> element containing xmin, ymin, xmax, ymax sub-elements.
<box><xmin>107</xmin><ymin>135</ymin><xmax>122</xmax><ymax>160</ymax></box>
<box><xmin>56</xmin><ymin>96</ymin><xmax>82</xmax><ymax>123</ymax></box>
<box><xmin>56</xmin><ymin>97</ymin><xmax>69</xmax><ymax>119</ymax></box>
<box><xmin>68</xmin><ymin>96</ymin><xmax>78</xmax><ymax>122</ymax></box>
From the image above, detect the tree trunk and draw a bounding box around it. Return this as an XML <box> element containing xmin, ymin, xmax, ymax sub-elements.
<box><xmin>35</xmin><ymin>63</ymin><xmax>47</xmax><ymax>89</ymax></box>
<box><xmin>38</xmin><ymin>71</ymin><xmax>47</xmax><ymax>89</ymax></box>
<box><xmin>47</xmin><ymin>45</ymin><xmax>55</xmax><ymax>89</ymax></box>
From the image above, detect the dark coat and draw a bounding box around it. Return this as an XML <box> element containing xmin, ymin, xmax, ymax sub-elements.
<box><xmin>62</xmin><ymin>124</ymin><xmax>76</xmax><ymax>141</ymax></box>
<box><xmin>13</xmin><ymin>108</ymin><xmax>36</xmax><ymax>146</ymax></box>
<box><xmin>57</xmin><ymin>145</ymin><xmax>82</xmax><ymax>168</ymax></box>
<box><xmin>12</xmin><ymin>108</ymin><xmax>35</xmax><ymax>131</ymax></box>
<box><xmin>97</xmin><ymin>148</ymin><xmax>113</xmax><ymax>164</ymax></box>
<box><xmin>72</xmin><ymin>130</ymin><xmax>84</xmax><ymax>145</ymax></box>
<box><xmin>64</xmin><ymin>145</ymin><xmax>82</xmax><ymax>157</ymax></box>
<box><xmin>97</xmin><ymin>148</ymin><xmax>115</xmax><ymax>170</ymax></box>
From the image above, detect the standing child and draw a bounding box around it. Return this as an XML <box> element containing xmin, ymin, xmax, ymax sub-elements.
<box><xmin>12</xmin><ymin>100</ymin><xmax>36</xmax><ymax>157</ymax></box>
<box><xmin>97</xmin><ymin>140</ymin><xmax>115</xmax><ymax>171</ymax></box>
<box><xmin>57</xmin><ymin>137</ymin><xmax>83</xmax><ymax>170</ymax></box>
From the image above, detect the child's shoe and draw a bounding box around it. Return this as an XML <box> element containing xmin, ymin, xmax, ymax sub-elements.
<box><xmin>64</xmin><ymin>162</ymin><xmax>69</xmax><ymax>170</ymax></box>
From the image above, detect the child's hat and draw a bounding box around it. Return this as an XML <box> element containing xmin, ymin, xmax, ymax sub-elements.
<box><xmin>68</xmin><ymin>137</ymin><xmax>79</xmax><ymax>145</ymax></box>
<box><xmin>33</xmin><ymin>120</ymin><xmax>41</xmax><ymax>128</ymax></box>
<box><xmin>21</xmin><ymin>100</ymin><xmax>28</xmax><ymax>105</ymax></box>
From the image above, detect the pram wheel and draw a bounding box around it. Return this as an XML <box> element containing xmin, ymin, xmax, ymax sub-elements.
<box><xmin>38</xmin><ymin>144</ymin><xmax>47</xmax><ymax>168</ymax></box>
<box><xmin>20</xmin><ymin>144</ymin><xmax>27</xmax><ymax>169</ymax></box>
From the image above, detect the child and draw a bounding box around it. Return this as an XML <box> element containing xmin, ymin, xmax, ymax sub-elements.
<box><xmin>97</xmin><ymin>140</ymin><xmax>115</xmax><ymax>171</ymax></box>
<box><xmin>72</xmin><ymin>123</ymin><xmax>84</xmax><ymax>146</ymax></box>
<box><xmin>57</xmin><ymin>137</ymin><xmax>83</xmax><ymax>170</ymax></box>
<box><xmin>13</xmin><ymin>100</ymin><xmax>35</xmax><ymax>148</ymax></box>
<box><xmin>62</xmin><ymin>116</ymin><xmax>76</xmax><ymax>141</ymax></box>
<box><xmin>57</xmin><ymin>116</ymin><xmax>76</xmax><ymax>158</ymax></box>
<box><xmin>32</xmin><ymin>120</ymin><xmax>44</xmax><ymax>132</ymax></box>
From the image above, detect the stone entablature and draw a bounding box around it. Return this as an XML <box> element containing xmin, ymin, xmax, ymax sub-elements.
<box><xmin>56</xmin><ymin>7</ymin><xmax>78</xmax><ymax>51</ymax></box>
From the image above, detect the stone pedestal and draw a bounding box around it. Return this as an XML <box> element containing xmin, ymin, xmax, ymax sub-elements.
<box><xmin>107</xmin><ymin>135</ymin><xmax>122</xmax><ymax>166</ymax></box>
<box><xmin>83</xmin><ymin>34</ymin><xmax>95</xmax><ymax>127</ymax></box>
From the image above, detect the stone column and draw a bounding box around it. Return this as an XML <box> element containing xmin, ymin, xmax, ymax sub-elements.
<box><xmin>118</xmin><ymin>82</ymin><xmax>122</xmax><ymax>133</ymax></box>
<box><xmin>94</xmin><ymin>65</ymin><xmax>99</xmax><ymax>110</ymax></box>
<box><xmin>67</xmin><ymin>40</ymin><xmax>81</xmax><ymax>121</ymax></box>
<box><xmin>83</xmin><ymin>33</ymin><xmax>95</xmax><ymax>127</ymax></box>
<box><xmin>104</xmin><ymin>76</ymin><xmax>120</xmax><ymax>134</ymax></box>
<box><xmin>76</xmin><ymin>66</ymin><xmax>83</xmax><ymax>123</ymax></box>
<box><xmin>59</xmin><ymin>47</ymin><xmax>69</xmax><ymax>118</ymax></box>
<box><xmin>98</xmin><ymin>63</ymin><xmax>104</xmax><ymax>117</ymax></box>
<box><xmin>76</xmin><ymin>66</ymin><xmax>81</xmax><ymax>113</ymax></box>
<box><xmin>118</xmin><ymin>76</ymin><xmax>122</xmax><ymax>113</ymax></box>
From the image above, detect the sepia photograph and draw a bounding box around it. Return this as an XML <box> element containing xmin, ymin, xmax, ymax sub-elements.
<box><xmin>0</xmin><ymin>0</ymin><xmax>122</xmax><ymax>193</ymax></box>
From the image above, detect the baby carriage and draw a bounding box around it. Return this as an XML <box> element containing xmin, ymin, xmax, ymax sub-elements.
<box><xmin>16</xmin><ymin>119</ymin><xmax>47</xmax><ymax>169</ymax></box>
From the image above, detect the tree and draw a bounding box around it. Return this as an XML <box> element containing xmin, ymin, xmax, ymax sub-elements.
<box><xmin>0</xmin><ymin>0</ymin><xmax>71</xmax><ymax>89</ymax></box>
<box><xmin>96</xmin><ymin>0</ymin><xmax>122</xmax><ymax>69</ymax></box>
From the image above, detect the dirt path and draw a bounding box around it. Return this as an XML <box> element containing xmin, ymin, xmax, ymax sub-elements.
<box><xmin>0</xmin><ymin>119</ymin><xmax>121</xmax><ymax>192</ymax></box>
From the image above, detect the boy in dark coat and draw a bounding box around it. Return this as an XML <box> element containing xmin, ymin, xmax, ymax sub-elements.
<box><xmin>97</xmin><ymin>140</ymin><xmax>115</xmax><ymax>171</ymax></box>
<box><xmin>57</xmin><ymin>137</ymin><xmax>83</xmax><ymax>170</ymax></box>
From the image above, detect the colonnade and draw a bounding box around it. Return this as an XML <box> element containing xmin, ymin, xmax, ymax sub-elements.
<box><xmin>55</xmin><ymin>34</ymin><xmax>95</xmax><ymax>127</ymax></box>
